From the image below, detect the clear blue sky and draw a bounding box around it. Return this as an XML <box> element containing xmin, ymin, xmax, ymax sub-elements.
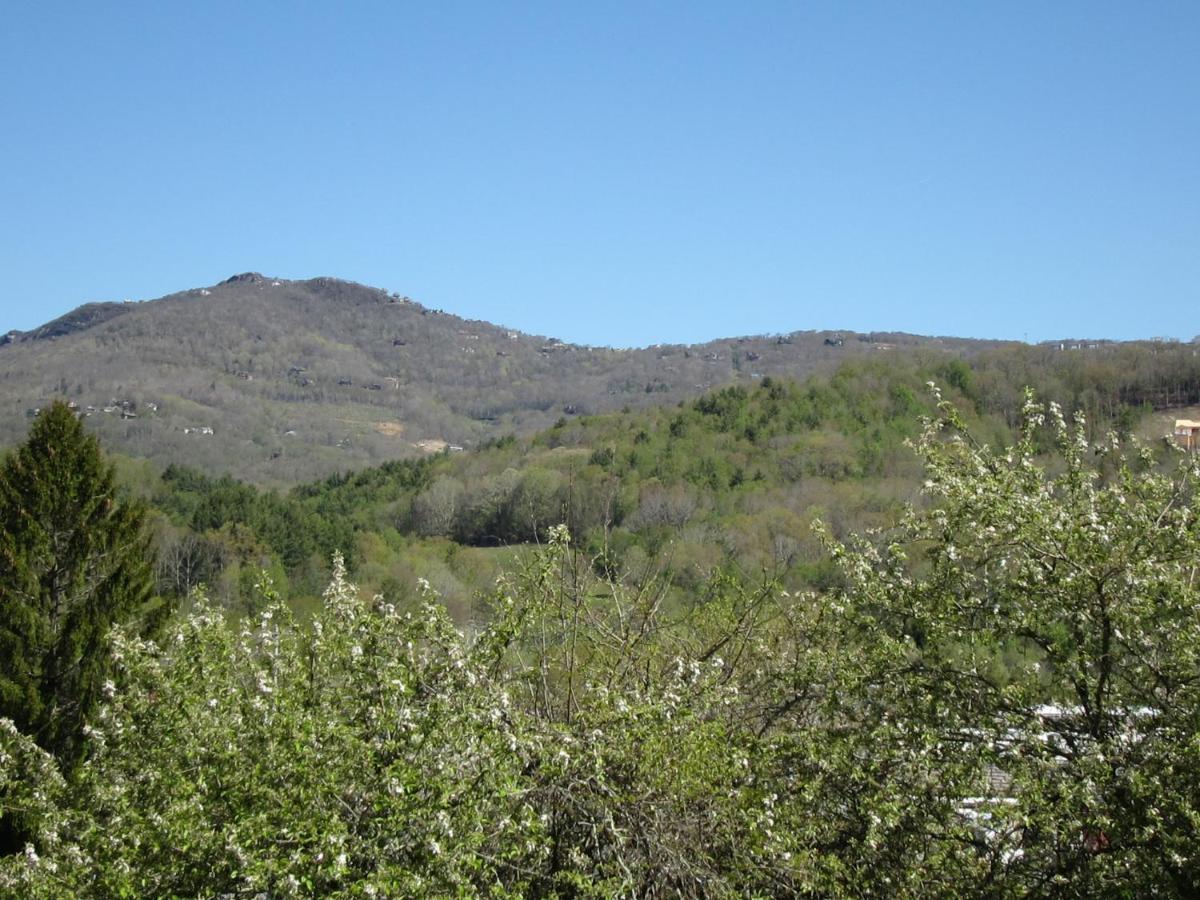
<box><xmin>1</xmin><ymin>2</ymin><xmax>1196</xmax><ymax>346</ymax></box>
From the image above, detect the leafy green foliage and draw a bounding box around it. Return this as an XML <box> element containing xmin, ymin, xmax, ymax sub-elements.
<box><xmin>4</xmin><ymin>392</ymin><xmax>1200</xmax><ymax>894</ymax></box>
<box><xmin>140</xmin><ymin>345</ymin><xmax>1189</xmax><ymax>624</ymax></box>
<box><xmin>820</xmin><ymin>389</ymin><xmax>1200</xmax><ymax>894</ymax></box>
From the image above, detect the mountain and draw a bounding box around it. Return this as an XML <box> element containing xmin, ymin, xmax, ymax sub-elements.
<box><xmin>0</xmin><ymin>273</ymin><xmax>1003</xmax><ymax>484</ymax></box>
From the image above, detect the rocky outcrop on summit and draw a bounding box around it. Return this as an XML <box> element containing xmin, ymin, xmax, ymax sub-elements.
<box><xmin>220</xmin><ymin>272</ymin><xmax>266</xmax><ymax>285</ymax></box>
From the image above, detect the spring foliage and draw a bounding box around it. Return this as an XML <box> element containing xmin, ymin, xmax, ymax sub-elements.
<box><xmin>3</xmin><ymin>394</ymin><xmax>1200</xmax><ymax>896</ymax></box>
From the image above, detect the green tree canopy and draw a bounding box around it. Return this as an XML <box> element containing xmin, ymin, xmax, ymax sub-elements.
<box><xmin>818</xmin><ymin>389</ymin><xmax>1200</xmax><ymax>894</ymax></box>
<box><xmin>0</xmin><ymin>402</ymin><xmax>156</xmax><ymax>768</ymax></box>
<box><xmin>4</xmin><ymin>393</ymin><xmax>1200</xmax><ymax>895</ymax></box>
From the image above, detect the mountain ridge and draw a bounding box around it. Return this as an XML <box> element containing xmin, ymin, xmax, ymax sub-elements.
<box><xmin>3</xmin><ymin>271</ymin><xmax>1006</xmax><ymax>351</ymax></box>
<box><xmin>0</xmin><ymin>273</ymin><xmax>1006</xmax><ymax>484</ymax></box>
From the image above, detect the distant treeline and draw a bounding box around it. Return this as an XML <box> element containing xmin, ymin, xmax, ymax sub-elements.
<box><xmin>967</xmin><ymin>340</ymin><xmax>1200</xmax><ymax>428</ymax></box>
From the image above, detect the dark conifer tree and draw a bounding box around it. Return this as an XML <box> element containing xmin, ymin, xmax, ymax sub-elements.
<box><xmin>0</xmin><ymin>401</ymin><xmax>156</xmax><ymax>769</ymax></box>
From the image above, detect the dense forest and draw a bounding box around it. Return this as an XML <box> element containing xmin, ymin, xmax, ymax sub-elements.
<box><xmin>136</xmin><ymin>343</ymin><xmax>1195</xmax><ymax>625</ymax></box>
<box><xmin>4</xmin><ymin>341</ymin><xmax>1200</xmax><ymax>895</ymax></box>
<box><xmin>3</xmin><ymin>382</ymin><xmax>1199</xmax><ymax>896</ymax></box>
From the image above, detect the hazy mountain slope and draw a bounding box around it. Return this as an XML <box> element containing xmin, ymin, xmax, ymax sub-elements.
<box><xmin>0</xmin><ymin>273</ymin><xmax>1002</xmax><ymax>483</ymax></box>
<box><xmin>2</xmin><ymin>301</ymin><xmax>134</xmax><ymax>343</ymax></box>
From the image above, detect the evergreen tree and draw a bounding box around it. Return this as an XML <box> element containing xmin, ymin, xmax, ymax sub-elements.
<box><xmin>0</xmin><ymin>401</ymin><xmax>155</xmax><ymax>767</ymax></box>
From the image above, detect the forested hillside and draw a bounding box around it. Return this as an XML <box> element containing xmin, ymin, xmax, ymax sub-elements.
<box><xmin>0</xmin><ymin>273</ymin><xmax>1000</xmax><ymax>483</ymax></box>
<box><xmin>5</xmin><ymin>273</ymin><xmax>1198</xmax><ymax>488</ymax></box>
<box><xmin>136</xmin><ymin>345</ymin><xmax>1194</xmax><ymax>626</ymax></box>
<box><xmin>6</xmin><ymin>279</ymin><xmax>1200</xmax><ymax>896</ymax></box>
<box><xmin>6</xmin><ymin>389</ymin><xmax>1200</xmax><ymax>896</ymax></box>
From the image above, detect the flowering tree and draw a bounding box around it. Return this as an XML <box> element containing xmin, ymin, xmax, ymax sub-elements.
<box><xmin>3</xmin><ymin>392</ymin><xmax>1199</xmax><ymax>896</ymax></box>
<box><xmin>821</xmin><ymin>389</ymin><xmax>1200</xmax><ymax>894</ymax></box>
